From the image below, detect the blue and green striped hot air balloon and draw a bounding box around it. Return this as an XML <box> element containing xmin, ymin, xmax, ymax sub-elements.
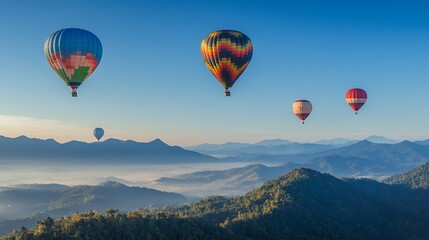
<box><xmin>44</xmin><ymin>28</ymin><xmax>103</xmax><ymax>97</ymax></box>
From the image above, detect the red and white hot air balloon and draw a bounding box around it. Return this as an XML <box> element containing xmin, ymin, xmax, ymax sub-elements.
<box><xmin>346</xmin><ymin>88</ymin><xmax>367</xmax><ymax>114</ymax></box>
<box><xmin>292</xmin><ymin>100</ymin><xmax>312</xmax><ymax>124</ymax></box>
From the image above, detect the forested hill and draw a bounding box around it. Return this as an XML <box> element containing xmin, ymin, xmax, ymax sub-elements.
<box><xmin>182</xmin><ymin>168</ymin><xmax>429</xmax><ymax>240</ymax></box>
<box><xmin>383</xmin><ymin>161</ymin><xmax>429</xmax><ymax>189</ymax></box>
<box><xmin>3</xmin><ymin>168</ymin><xmax>429</xmax><ymax>240</ymax></box>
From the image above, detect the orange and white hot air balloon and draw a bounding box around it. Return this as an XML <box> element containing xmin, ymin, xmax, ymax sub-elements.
<box><xmin>346</xmin><ymin>88</ymin><xmax>367</xmax><ymax>114</ymax></box>
<box><xmin>292</xmin><ymin>100</ymin><xmax>312</xmax><ymax>124</ymax></box>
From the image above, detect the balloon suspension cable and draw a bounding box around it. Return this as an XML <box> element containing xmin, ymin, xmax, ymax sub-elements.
<box><xmin>224</xmin><ymin>88</ymin><xmax>231</xmax><ymax>97</ymax></box>
<box><xmin>71</xmin><ymin>88</ymin><xmax>77</xmax><ymax>97</ymax></box>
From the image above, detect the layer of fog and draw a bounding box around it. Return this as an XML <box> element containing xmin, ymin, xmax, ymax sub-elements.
<box><xmin>0</xmin><ymin>161</ymin><xmax>253</xmax><ymax>188</ymax></box>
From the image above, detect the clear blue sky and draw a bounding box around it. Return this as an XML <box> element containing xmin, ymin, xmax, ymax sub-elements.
<box><xmin>0</xmin><ymin>0</ymin><xmax>428</xmax><ymax>145</ymax></box>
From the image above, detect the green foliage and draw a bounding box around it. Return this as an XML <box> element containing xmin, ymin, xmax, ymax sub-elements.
<box><xmin>384</xmin><ymin>161</ymin><xmax>429</xmax><ymax>189</ymax></box>
<box><xmin>3</xmin><ymin>168</ymin><xmax>429</xmax><ymax>240</ymax></box>
<box><xmin>1</xmin><ymin>209</ymin><xmax>236</xmax><ymax>240</ymax></box>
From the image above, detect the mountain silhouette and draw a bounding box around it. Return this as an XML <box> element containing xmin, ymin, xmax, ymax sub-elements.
<box><xmin>0</xmin><ymin>135</ymin><xmax>215</xmax><ymax>164</ymax></box>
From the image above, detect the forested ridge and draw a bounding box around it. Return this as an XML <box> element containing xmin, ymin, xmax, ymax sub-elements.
<box><xmin>384</xmin><ymin>161</ymin><xmax>429</xmax><ymax>189</ymax></box>
<box><xmin>3</xmin><ymin>168</ymin><xmax>429</xmax><ymax>240</ymax></box>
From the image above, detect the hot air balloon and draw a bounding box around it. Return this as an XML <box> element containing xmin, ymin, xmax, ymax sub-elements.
<box><xmin>346</xmin><ymin>88</ymin><xmax>367</xmax><ymax>114</ymax></box>
<box><xmin>292</xmin><ymin>100</ymin><xmax>312</xmax><ymax>124</ymax></box>
<box><xmin>44</xmin><ymin>28</ymin><xmax>103</xmax><ymax>97</ymax></box>
<box><xmin>93</xmin><ymin>128</ymin><xmax>104</xmax><ymax>142</ymax></box>
<box><xmin>201</xmin><ymin>30</ymin><xmax>253</xmax><ymax>96</ymax></box>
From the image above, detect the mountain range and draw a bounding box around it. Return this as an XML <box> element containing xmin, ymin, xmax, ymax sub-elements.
<box><xmin>187</xmin><ymin>139</ymin><xmax>340</xmax><ymax>157</ymax></box>
<box><xmin>4</xmin><ymin>168</ymin><xmax>429</xmax><ymax>239</ymax></box>
<box><xmin>153</xmin><ymin>163</ymin><xmax>299</xmax><ymax>196</ymax></box>
<box><xmin>186</xmin><ymin>135</ymin><xmax>401</xmax><ymax>158</ymax></box>
<box><xmin>155</xmin><ymin>140</ymin><xmax>429</xmax><ymax>196</ymax></box>
<box><xmin>3</xmin><ymin>135</ymin><xmax>429</xmax><ymax>197</ymax></box>
<box><xmin>0</xmin><ymin>181</ymin><xmax>186</xmax><ymax>236</ymax></box>
<box><xmin>304</xmin><ymin>140</ymin><xmax>429</xmax><ymax>173</ymax></box>
<box><xmin>0</xmin><ymin>135</ymin><xmax>423</xmax><ymax>167</ymax></box>
<box><xmin>0</xmin><ymin>135</ymin><xmax>215</xmax><ymax>164</ymax></box>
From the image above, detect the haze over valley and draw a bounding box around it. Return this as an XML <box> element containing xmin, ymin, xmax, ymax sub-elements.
<box><xmin>1</xmin><ymin>1</ymin><xmax>428</xmax><ymax>238</ymax></box>
<box><xmin>1</xmin><ymin>135</ymin><xmax>429</xmax><ymax>238</ymax></box>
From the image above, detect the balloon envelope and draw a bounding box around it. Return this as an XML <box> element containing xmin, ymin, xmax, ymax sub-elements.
<box><xmin>93</xmin><ymin>128</ymin><xmax>104</xmax><ymax>141</ymax></box>
<box><xmin>346</xmin><ymin>88</ymin><xmax>367</xmax><ymax>113</ymax></box>
<box><xmin>44</xmin><ymin>28</ymin><xmax>103</xmax><ymax>96</ymax></box>
<box><xmin>292</xmin><ymin>100</ymin><xmax>312</xmax><ymax>123</ymax></box>
<box><xmin>201</xmin><ymin>30</ymin><xmax>253</xmax><ymax>94</ymax></box>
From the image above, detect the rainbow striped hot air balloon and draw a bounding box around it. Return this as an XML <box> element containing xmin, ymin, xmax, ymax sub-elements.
<box><xmin>201</xmin><ymin>30</ymin><xmax>253</xmax><ymax>96</ymax></box>
<box><xmin>44</xmin><ymin>28</ymin><xmax>103</xmax><ymax>97</ymax></box>
<box><xmin>346</xmin><ymin>88</ymin><xmax>367</xmax><ymax>114</ymax></box>
<box><xmin>292</xmin><ymin>100</ymin><xmax>312</xmax><ymax>124</ymax></box>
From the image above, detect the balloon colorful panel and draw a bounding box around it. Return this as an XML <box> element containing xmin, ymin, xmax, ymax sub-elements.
<box><xmin>44</xmin><ymin>28</ymin><xmax>103</xmax><ymax>90</ymax></box>
<box><xmin>292</xmin><ymin>100</ymin><xmax>312</xmax><ymax>122</ymax></box>
<box><xmin>346</xmin><ymin>88</ymin><xmax>367</xmax><ymax>112</ymax></box>
<box><xmin>201</xmin><ymin>30</ymin><xmax>253</xmax><ymax>90</ymax></box>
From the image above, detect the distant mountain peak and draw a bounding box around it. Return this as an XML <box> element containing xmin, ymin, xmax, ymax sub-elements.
<box><xmin>350</xmin><ymin>139</ymin><xmax>373</xmax><ymax>146</ymax></box>
<box><xmin>102</xmin><ymin>138</ymin><xmax>126</xmax><ymax>143</ymax></box>
<box><xmin>365</xmin><ymin>135</ymin><xmax>400</xmax><ymax>144</ymax></box>
<box><xmin>16</xmin><ymin>135</ymin><xmax>30</xmax><ymax>139</ymax></box>
<box><xmin>149</xmin><ymin>138</ymin><xmax>169</xmax><ymax>146</ymax></box>
<box><xmin>398</xmin><ymin>140</ymin><xmax>413</xmax><ymax>145</ymax></box>
<box><xmin>98</xmin><ymin>181</ymin><xmax>127</xmax><ymax>188</ymax></box>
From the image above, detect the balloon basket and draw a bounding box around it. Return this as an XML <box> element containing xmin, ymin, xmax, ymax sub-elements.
<box><xmin>224</xmin><ymin>90</ymin><xmax>231</xmax><ymax>96</ymax></box>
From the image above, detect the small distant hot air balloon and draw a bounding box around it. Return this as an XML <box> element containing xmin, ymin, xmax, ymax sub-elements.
<box><xmin>201</xmin><ymin>30</ymin><xmax>253</xmax><ymax>96</ymax></box>
<box><xmin>292</xmin><ymin>100</ymin><xmax>312</xmax><ymax>124</ymax></box>
<box><xmin>93</xmin><ymin>128</ymin><xmax>104</xmax><ymax>142</ymax></box>
<box><xmin>44</xmin><ymin>28</ymin><xmax>103</xmax><ymax>97</ymax></box>
<box><xmin>346</xmin><ymin>88</ymin><xmax>367</xmax><ymax>114</ymax></box>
